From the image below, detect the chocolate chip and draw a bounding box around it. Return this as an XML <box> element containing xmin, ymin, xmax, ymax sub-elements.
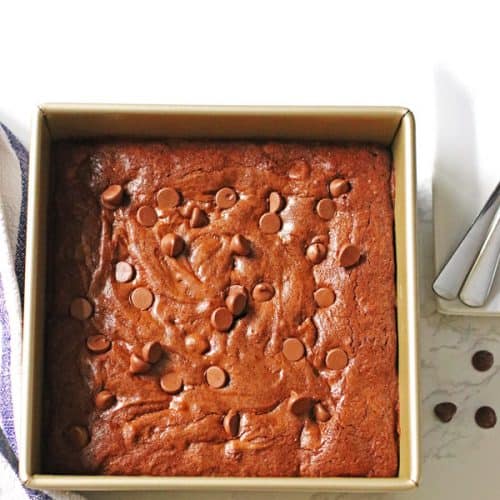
<box><xmin>136</xmin><ymin>206</ymin><xmax>157</xmax><ymax>227</ymax></box>
<box><xmin>160</xmin><ymin>233</ymin><xmax>184</xmax><ymax>257</ymax></box>
<box><xmin>475</xmin><ymin>406</ymin><xmax>496</xmax><ymax>428</ymax></box>
<box><xmin>259</xmin><ymin>212</ymin><xmax>281</xmax><ymax>234</ymax></box>
<box><xmin>179</xmin><ymin>200</ymin><xmax>195</xmax><ymax>218</ymax></box>
<box><xmin>142</xmin><ymin>341</ymin><xmax>163</xmax><ymax>364</ymax></box>
<box><xmin>101</xmin><ymin>185</ymin><xmax>124</xmax><ymax>208</ymax></box>
<box><xmin>95</xmin><ymin>390</ymin><xmax>116</xmax><ymax>410</ymax></box>
<box><xmin>211</xmin><ymin>307</ymin><xmax>233</xmax><ymax>331</ymax></box>
<box><xmin>206</xmin><ymin>366</ymin><xmax>228</xmax><ymax>388</ymax></box>
<box><xmin>115</xmin><ymin>261</ymin><xmax>135</xmax><ymax>283</ymax></box>
<box><xmin>225</xmin><ymin>291</ymin><xmax>247</xmax><ymax>316</ymax></box>
<box><xmin>70</xmin><ymin>297</ymin><xmax>93</xmax><ymax>320</ymax></box>
<box><xmin>288</xmin><ymin>395</ymin><xmax>314</xmax><ymax>416</ymax></box>
<box><xmin>216</xmin><ymin>187</ymin><xmax>238</xmax><ymax>209</ymax></box>
<box><xmin>314</xmin><ymin>287</ymin><xmax>335</xmax><ymax>307</ymax></box>
<box><xmin>338</xmin><ymin>244</ymin><xmax>361</xmax><ymax>267</ymax></box>
<box><xmin>130</xmin><ymin>287</ymin><xmax>154</xmax><ymax>310</ymax></box>
<box><xmin>223</xmin><ymin>410</ymin><xmax>240</xmax><ymax>437</ymax></box>
<box><xmin>315</xmin><ymin>199</ymin><xmax>335</xmax><ymax>220</ymax></box>
<box><xmin>66</xmin><ymin>425</ymin><xmax>89</xmax><ymax>450</ymax></box>
<box><xmin>269</xmin><ymin>192</ymin><xmax>285</xmax><ymax>213</ymax></box>
<box><xmin>129</xmin><ymin>353</ymin><xmax>152</xmax><ymax>374</ymax></box>
<box><xmin>190</xmin><ymin>207</ymin><xmax>209</xmax><ymax>228</ymax></box>
<box><xmin>306</xmin><ymin>243</ymin><xmax>327</xmax><ymax>264</ymax></box>
<box><xmin>157</xmin><ymin>187</ymin><xmax>180</xmax><ymax>209</ymax></box>
<box><xmin>434</xmin><ymin>402</ymin><xmax>457</xmax><ymax>423</ymax></box>
<box><xmin>282</xmin><ymin>338</ymin><xmax>305</xmax><ymax>361</ymax></box>
<box><xmin>86</xmin><ymin>335</ymin><xmax>111</xmax><ymax>354</ymax></box>
<box><xmin>252</xmin><ymin>283</ymin><xmax>275</xmax><ymax>302</ymax></box>
<box><xmin>325</xmin><ymin>348</ymin><xmax>348</xmax><ymax>370</ymax></box>
<box><xmin>230</xmin><ymin>234</ymin><xmax>251</xmax><ymax>256</ymax></box>
<box><xmin>185</xmin><ymin>334</ymin><xmax>210</xmax><ymax>354</ymax></box>
<box><xmin>313</xmin><ymin>403</ymin><xmax>330</xmax><ymax>422</ymax></box>
<box><xmin>160</xmin><ymin>373</ymin><xmax>183</xmax><ymax>394</ymax></box>
<box><xmin>329</xmin><ymin>178</ymin><xmax>351</xmax><ymax>197</ymax></box>
<box><xmin>472</xmin><ymin>350</ymin><xmax>494</xmax><ymax>372</ymax></box>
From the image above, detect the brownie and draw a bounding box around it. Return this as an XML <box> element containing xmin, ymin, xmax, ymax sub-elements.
<box><xmin>44</xmin><ymin>140</ymin><xmax>398</xmax><ymax>477</ymax></box>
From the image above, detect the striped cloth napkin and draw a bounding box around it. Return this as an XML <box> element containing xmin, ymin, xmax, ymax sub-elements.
<box><xmin>0</xmin><ymin>124</ymin><xmax>81</xmax><ymax>500</ymax></box>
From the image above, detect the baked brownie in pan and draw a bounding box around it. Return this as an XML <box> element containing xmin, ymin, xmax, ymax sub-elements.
<box><xmin>44</xmin><ymin>140</ymin><xmax>398</xmax><ymax>477</ymax></box>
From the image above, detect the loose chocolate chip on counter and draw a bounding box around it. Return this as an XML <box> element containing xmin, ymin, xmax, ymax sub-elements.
<box><xmin>338</xmin><ymin>244</ymin><xmax>361</xmax><ymax>267</ymax></box>
<box><xmin>190</xmin><ymin>207</ymin><xmax>209</xmax><ymax>228</ymax></box>
<box><xmin>129</xmin><ymin>353</ymin><xmax>152</xmax><ymax>374</ymax></box>
<box><xmin>160</xmin><ymin>372</ymin><xmax>184</xmax><ymax>394</ymax></box>
<box><xmin>160</xmin><ymin>233</ymin><xmax>185</xmax><ymax>257</ymax></box>
<box><xmin>288</xmin><ymin>395</ymin><xmax>314</xmax><ymax>417</ymax></box>
<box><xmin>211</xmin><ymin>307</ymin><xmax>233</xmax><ymax>332</ymax></box>
<box><xmin>230</xmin><ymin>234</ymin><xmax>251</xmax><ymax>256</ymax></box>
<box><xmin>157</xmin><ymin>187</ymin><xmax>181</xmax><ymax>209</ymax></box>
<box><xmin>101</xmin><ymin>185</ymin><xmax>124</xmax><ymax>208</ymax></box>
<box><xmin>329</xmin><ymin>178</ymin><xmax>351</xmax><ymax>198</ymax></box>
<box><xmin>70</xmin><ymin>297</ymin><xmax>93</xmax><ymax>320</ymax></box>
<box><xmin>130</xmin><ymin>287</ymin><xmax>154</xmax><ymax>310</ymax></box>
<box><xmin>282</xmin><ymin>338</ymin><xmax>305</xmax><ymax>361</ymax></box>
<box><xmin>472</xmin><ymin>350</ymin><xmax>494</xmax><ymax>372</ymax></box>
<box><xmin>65</xmin><ymin>425</ymin><xmax>90</xmax><ymax>450</ymax></box>
<box><xmin>252</xmin><ymin>283</ymin><xmax>275</xmax><ymax>302</ymax></box>
<box><xmin>315</xmin><ymin>198</ymin><xmax>335</xmax><ymax>220</ymax></box>
<box><xmin>225</xmin><ymin>291</ymin><xmax>248</xmax><ymax>316</ymax></box>
<box><xmin>313</xmin><ymin>287</ymin><xmax>335</xmax><ymax>308</ymax></box>
<box><xmin>259</xmin><ymin>212</ymin><xmax>281</xmax><ymax>234</ymax></box>
<box><xmin>475</xmin><ymin>406</ymin><xmax>497</xmax><ymax>428</ymax></box>
<box><xmin>215</xmin><ymin>187</ymin><xmax>238</xmax><ymax>209</ymax></box>
<box><xmin>142</xmin><ymin>341</ymin><xmax>163</xmax><ymax>364</ymax></box>
<box><xmin>136</xmin><ymin>206</ymin><xmax>158</xmax><ymax>227</ymax></box>
<box><xmin>95</xmin><ymin>390</ymin><xmax>116</xmax><ymax>410</ymax></box>
<box><xmin>223</xmin><ymin>410</ymin><xmax>240</xmax><ymax>437</ymax></box>
<box><xmin>185</xmin><ymin>334</ymin><xmax>210</xmax><ymax>354</ymax></box>
<box><xmin>86</xmin><ymin>335</ymin><xmax>111</xmax><ymax>354</ymax></box>
<box><xmin>306</xmin><ymin>243</ymin><xmax>327</xmax><ymax>265</ymax></box>
<box><xmin>434</xmin><ymin>402</ymin><xmax>457</xmax><ymax>423</ymax></box>
<box><xmin>325</xmin><ymin>348</ymin><xmax>348</xmax><ymax>370</ymax></box>
<box><xmin>268</xmin><ymin>191</ymin><xmax>285</xmax><ymax>213</ymax></box>
<box><xmin>115</xmin><ymin>261</ymin><xmax>135</xmax><ymax>283</ymax></box>
<box><xmin>313</xmin><ymin>403</ymin><xmax>330</xmax><ymax>422</ymax></box>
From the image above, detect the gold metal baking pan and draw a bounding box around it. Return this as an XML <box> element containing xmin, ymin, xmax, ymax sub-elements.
<box><xmin>20</xmin><ymin>105</ymin><xmax>419</xmax><ymax>492</ymax></box>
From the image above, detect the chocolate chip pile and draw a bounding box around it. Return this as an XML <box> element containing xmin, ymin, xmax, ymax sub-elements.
<box><xmin>45</xmin><ymin>141</ymin><xmax>397</xmax><ymax>476</ymax></box>
<box><xmin>434</xmin><ymin>350</ymin><xmax>496</xmax><ymax>429</ymax></box>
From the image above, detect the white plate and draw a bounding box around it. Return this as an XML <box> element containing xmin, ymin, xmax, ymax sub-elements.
<box><xmin>434</xmin><ymin>168</ymin><xmax>500</xmax><ymax>316</ymax></box>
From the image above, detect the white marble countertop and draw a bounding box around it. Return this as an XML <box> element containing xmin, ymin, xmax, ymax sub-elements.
<box><xmin>1</xmin><ymin>2</ymin><xmax>499</xmax><ymax>498</ymax></box>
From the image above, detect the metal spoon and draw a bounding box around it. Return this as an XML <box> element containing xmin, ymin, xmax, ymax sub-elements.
<box><xmin>459</xmin><ymin>207</ymin><xmax>500</xmax><ymax>307</ymax></box>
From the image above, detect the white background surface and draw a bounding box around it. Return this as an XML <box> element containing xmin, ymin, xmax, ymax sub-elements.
<box><xmin>1</xmin><ymin>1</ymin><xmax>500</xmax><ymax>499</ymax></box>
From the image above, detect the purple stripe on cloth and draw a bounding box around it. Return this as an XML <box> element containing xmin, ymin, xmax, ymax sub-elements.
<box><xmin>0</xmin><ymin>277</ymin><xmax>17</xmax><ymax>454</ymax></box>
<box><xmin>0</xmin><ymin>124</ymin><xmax>28</xmax><ymax>297</ymax></box>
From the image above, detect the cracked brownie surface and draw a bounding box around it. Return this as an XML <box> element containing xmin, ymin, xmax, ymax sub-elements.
<box><xmin>44</xmin><ymin>140</ymin><xmax>398</xmax><ymax>477</ymax></box>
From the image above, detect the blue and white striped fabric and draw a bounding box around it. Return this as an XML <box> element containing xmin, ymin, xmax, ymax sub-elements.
<box><xmin>0</xmin><ymin>124</ymin><xmax>81</xmax><ymax>500</ymax></box>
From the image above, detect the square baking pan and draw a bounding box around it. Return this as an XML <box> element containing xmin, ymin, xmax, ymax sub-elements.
<box><xmin>20</xmin><ymin>104</ymin><xmax>419</xmax><ymax>493</ymax></box>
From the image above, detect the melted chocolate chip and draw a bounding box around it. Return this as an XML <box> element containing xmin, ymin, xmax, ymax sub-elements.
<box><xmin>215</xmin><ymin>187</ymin><xmax>238</xmax><ymax>209</ymax></box>
<box><xmin>70</xmin><ymin>297</ymin><xmax>93</xmax><ymax>320</ymax></box>
<box><xmin>160</xmin><ymin>373</ymin><xmax>184</xmax><ymax>394</ymax></box>
<box><xmin>157</xmin><ymin>187</ymin><xmax>181</xmax><ymax>209</ymax></box>
<box><xmin>259</xmin><ymin>212</ymin><xmax>281</xmax><ymax>234</ymax></box>
<box><xmin>136</xmin><ymin>206</ymin><xmax>157</xmax><ymax>227</ymax></box>
<box><xmin>101</xmin><ymin>185</ymin><xmax>124</xmax><ymax>208</ymax></box>
<box><xmin>313</xmin><ymin>403</ymin><xmax>330</xmax><ymax>422</ymax></box>
<box><xmin>268</xmin><ymin>191</ymin><xmax>285</xmax><ymax>213</ymax></box>
<box><xmin>288</xmin><ymin>395</ymin><xmax>314</xmax><ymax>416</ymax></box>
<box><xmin>325</xmin><ymin>348</ymin><xmax>348</xmax><ymax>370</ymax></box>
<box><xmin>338</xmin><ymin>244</ymin><xmax>361</xmax><ymax>267</ymax></box>
<box><xmin>205</xmin><ymin>366</ymin><xmax>228</xmax><ymax>388</ymax></box>
<box><xmin>225</xmin><ymin>291</ymin><xmax>247</xmax><ymax>316</ymax></box>
<box><xmin>314</xmin><ymin>287</ymin><xmax>335</xmax><ymax>307</ymax></box>
<box><xmin>130</xmin><ymin>287</ymin><xmax>154</xmax><ymax>310</ymax></box>
<box><xmin>306</xmin><ymin>243</ymin><xmax>327</xmax><ymax>264</ymax></box>
<box><xmin>142</xmin><ymin>341</ymin><xmax>163</xmax><ymax>364</ymax></box>
<box><xmin>315</xmin><ymin>198</ymin><xmax>335</xmax><ymax>220</ymax></box>
<box><xmin>115</xmin><ymin>261</ymin><xmax>135</xmax><ymax>283</ymax></box>
<box><xmin>211</xmin><ymin>307</ymin><xmax>233</xmax><ymax>332</ymax></box>
<box><xmin>282</xmin><ymin>338</ymin><xmax>305</xmax><ymax>361</ymax></box>
<box><xmin>86</xmin><ymin>335</ymin><xmax>111</xmax><ymax>354</ymax></box>
<box><xmin>329</xmin><ymin>178</ymin><xmax>350</xmax><ymax>197</ymax></box>
<box><xmin>190</xmin><ymin>207</ymin><xmax>209</xmax><ymax>228</ymax></box>
<box><xmin>160</xmin><ymin>233</ymin><xmax>184</xmax><ymax>257</ymax></box>
<box><xmin>95</xmin><ymin>390</ymin><xmax>116</xmax><ymax>410</ymax></box>
<box><xmin>230</xmin><ymin>234</ymin><xmax>251</xmax><ymax>256</ymax></box>
<box><xmin>252</xmin><ymin>283</ymin><xmax>275</xmax><ymax>302</ymax></box>
<box><xmin>65</xmin><ymin>425</ymin><xmax>90</xmax><ymax>450</ymax></box>
<box><xmin>129</xmin><ymin>353</ymin><xmax>152</xmax><ymax>374</ymax></box>
<box><xmin>223</xmin><ymin>410</ymin><xmax>240</xmax><ymax>437</ymax></box>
